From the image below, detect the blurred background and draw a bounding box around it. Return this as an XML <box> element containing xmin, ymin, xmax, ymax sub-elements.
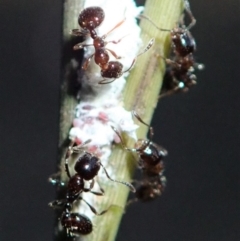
<box><xmin>0</xmin><ymin>0</ymin><xmax>239</xmax><ymax>241</ymax></box>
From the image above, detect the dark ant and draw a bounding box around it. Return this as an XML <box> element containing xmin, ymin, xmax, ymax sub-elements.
<box><xmin>49</xmin><ymin>140</ymin><xmax>135</xmax><ymax>203</ymax></box>
<box><xmin>49</xmin><ymin>194</ymin><xmax>108</xmax><ymax>236</ymax></box>
<box><xmin>49</xmin><ymin>139</ymin><xmax>134</xmax><ymax>236</ymax></box>
<box><xmin>129</xmin><ymin>174</ymin><xmax>166</xmax><ymax>204</ymax></box>
<box><xmin>112</xmin><ymin>111</ymin><xmax>167</xmax><ymax>171</ymax></box>
<box><xmin>159</xmin><ymin>54</ymin><xmax>204</xmax><ymax>97</ymax></box>
<box><xmin>112</xmin><ymin>111</ymin><xmax>167</xmax><ymax>204</ymax></box>
<box><xmin>139</xmin><ymin>0</ymin><xmax>196</xmax><ymax>58</ymax></box>
<box><xmin>138</xmin><ymin>0</ymin><xmax>204</xmax><ymax>97</ymax></box>
<box><xmin>72</xmin><ymin>6</ymin><xmax>154</xmax><ymax>84</ymax></box>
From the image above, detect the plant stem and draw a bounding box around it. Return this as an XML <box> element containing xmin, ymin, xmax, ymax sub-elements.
<box><xmin>56</xmin><ymin>0</ymin><xmax>183</xmax><ymax>241</ymax></box>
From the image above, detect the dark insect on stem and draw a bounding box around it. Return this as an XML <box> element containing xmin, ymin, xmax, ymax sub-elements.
<box><xmin>139</xmin><ymin>0</ymin><xmax>204</xmax><ymax>97</ymax></box>
<box><xmin>112</xmin><ymin>111</ymin><xmax>167</xmax><ymax>204</ymax></box>
<box><xmin>72</xmin><ymin>6</ymin><xmax>154</xmax><ymax>84</ymax></box>
<box><xmin>139</xmin><ymin>0</ymin><xmax>196</xmax><ymax>57</ymax></box>
<box><xmin>49</xmin><ymin>139</ymin><xmax>135</xmax><ymax>236</ymax></box>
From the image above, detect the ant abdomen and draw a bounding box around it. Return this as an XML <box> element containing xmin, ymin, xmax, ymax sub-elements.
<box><xmin>135</xmin><ymin>177</ymin><xmax>166</xmax><ymax>202</ymax></box>
<box><xmin>101</xmin><ymin>61</ymin><xmax>123</xmax><ymax>79</ymax></box>
<box><xmin>61</xmin><ymin>212</ymin><xmax>92</xmax><ymax>236</ymax></box>
<box><xmin>78</xmin><ymin>7</ymin><xmax>105</xmax><ymax>32</ymax></box>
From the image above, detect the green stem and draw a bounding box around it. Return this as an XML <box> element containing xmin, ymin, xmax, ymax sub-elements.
<box><xmin>56</xmin><ymin>0</ymin><xmax>183</xmax><ymax>241</ymax></box>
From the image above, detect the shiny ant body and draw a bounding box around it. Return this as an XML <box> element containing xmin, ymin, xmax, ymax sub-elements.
<box><xmin>139</xmin><ymin>0</ymin><xmax>196</xmax><ymax>58</ymax></box>
<box><xmin>139</xmin><ymin>0</ymin><xmax>204</xmax><ymax>97</ymax></box>
<box><xmin>113</xmin><ymin>111</ymin><xmax>167</xmax><ymax>203</ymax></box>
<box><xmin>72</xmin><ymin>6</ymin><xmax>154</xmax><ymax>84</ymax></box>
<box><xmin>49</xmin><ymin>140</ymin><xmax>135</xmax><ymax>236</ymax></box>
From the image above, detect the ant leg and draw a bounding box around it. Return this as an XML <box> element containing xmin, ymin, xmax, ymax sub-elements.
<box><xmin>71</xmin><ymin>29</ymin><xmax>89</xmax><ymax>36</ymax></box>
<box><xmin>101</xmin><ymin>19</ymin><xmax>126</xmax><ymax>39</ymax></box>
<box><xmin>84</xmin><ymin>179</ymin><xmax>105</xmax><ymax>196</ymax></box>
<box><xmin>111</xmin><ymin>126</ymin><xmax>138</xmax><ymax>153</ymax></box>
<box><xmin>105</xmin><ymin>48</ymin><xmax>121</xmax><ymax>59</ymax></box>
<box><xmin>183</xmin><ymin>0</ymin><xmax>196</xmax><ymax>30</ymax></box>
<box><xmin>48</xmin><ymin>199</ymin><xmax>65</xmax><ymax>209</ymax></box>
<box><xmin>48</xmin><ymin>172</ymin><xmax>65</xmax><ymax>187</ymax></box>
<box><xmin>98</xmin><ymin>78</ymin><xmax>116</xmax><ymax>85</ymax></box>
<box><xmin>82</xmin><ymin>54</ymin><xmax>95</xmax><ymax>70</ymax></box>
<box><xmin>65</xmin><ymin>141</ymin><xmax>76</xmax><ymax>179</ymax></box>
<box><xmin>105</xmin><ymin>33</ymin><xmax>130</xmax><ymax>47</ymax></box>
<box><xmin>78</xmin><ymin>197</ymin><xmax>108</xmax><ymax>216</ymax></box>
<box><xmin>126</xmin><ymin>197</ymin><xmax>139</xmax><ymax>207</ymax></box>
<box><xmin>132</xmin><ymin>111</ymin><xmax>154</xmax><ymax>140</ymax></box>
<box><xmin>73</xmin><ymin>42</ymin><xmax>93</xmax><ymax>51</ymax></box>
<box><xmin>72</xmin><ymin>139</ymin><xmax>92</xmax><ymax>153</ymax></box>
<box><xmin>99</xmin><ymin>162</ymin><xmax>136</xmax><ymax>192</ymax></box>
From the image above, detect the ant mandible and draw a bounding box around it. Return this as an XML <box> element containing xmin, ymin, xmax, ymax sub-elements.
<box><xmin>72</xmin><ymin>6</ymin><xmax>154</xmax><ymax>84</ymax></box>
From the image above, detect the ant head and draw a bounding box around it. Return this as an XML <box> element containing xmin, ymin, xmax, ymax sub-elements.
<box><xmin>78</xmin><ymin>7</ymin><xmax>105</xmax><ymax>30</ymax></box>
<box><xmin>171</xmin><ymin>28</ymin><xmax>196</xmax><ymax>57</ymax></box>
<box><xmin>61</xmin><ymin>212</ymin><xmax>92</xmax><ymax>236</ymax></box>
<box><xmin>101</xmin><ymin>61</ymin><xmax>123</xmax><ymax>79</ymax></box>
<box><xmin>74</xmin><ymin>152</ymin><xmax>101</xmax><ymax>181</ymax></box>
<box><xmin>134</xmin><ymin>139</ymin><xmax>149</xmax><ymax>152</ymax></box>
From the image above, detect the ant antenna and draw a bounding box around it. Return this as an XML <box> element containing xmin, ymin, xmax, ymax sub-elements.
<box><xmin>138</xmin><ymin>14</ymin><xmax>170</xmax><ymax>32</ymax></box>
<box><xmin>132</xmin><ymin>111</ymin><xmax>154</xmax><ymax>140</ymax></box>
<box><xmin>111</xmin><ymin>126</ymin><xmax>138</xmax><ymax>153</ymax></box>
<box><xmin>100</xmin><ymin>163</ymin><xmax>136</xmax><ymax>193</ymax></box>
<box><xmin>183</xmin><ymin>0</ymin><xmax>196</xmax><ymax>30</ymax></box>
<box><xmin>123</xmin><ymin>38</ymin><xmax>155</xmax><ymax>74</ymax></box>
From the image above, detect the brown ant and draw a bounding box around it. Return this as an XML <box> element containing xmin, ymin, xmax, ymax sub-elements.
<box><xmin>112</xmin><ymin>111</ymin><xmax>167</xmax><ymax>171</ymax></box>
<box><xmin>49</xmin><ymin>139</ymin><xmax>134</xmax><ymax>236</ymax></box>
<box><xmin>159</xmin><ymin>54</ymin><xmax>204</xmax><ymax>97</ymax></box>
<box><xmin>72</xmin><ymin>6</ymin><xmax>154</xmax><ymax>84</ymax></box>
<box><xmin>49</xmin><ymin>139</ymin><xmax>135</xmax><ymax>202</ymax></box>
<box><xmin>130</xmin><ymin>174</ymin><xmax>166</xmax><ymax>204</ymax></box>
<box><xmin>112</xmin><ymin>111</ymin><xmax>168</xmax><ymax>204</ymax></box>
<box><xmin>139</xmin><ymin>0</ymin><xmax>196</xmax><ymax>58</ymax></box>
<box><xmin>49</xmin><ymin>197</ymin><xmax>108</xmax><ymax>237</ymax></box>
<box><xmin>138</xmin><ymin>0</ymin><xmax>204</xmax><ymax>97</ymax></box>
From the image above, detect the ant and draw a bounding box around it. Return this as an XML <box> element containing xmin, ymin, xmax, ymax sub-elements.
<box><xmin>139</xmin><ymin>0</ymin><xmax>196</xmax><ymax>58</ymax></box>
<box><xmin>72</xmin><ymin>6</ymin><xmax>154</xmax><ymax>84</ymax></box>
<box><xmin>112</xmin><ymin>111</ymin><xmax>167</xmax><ymax>171</ymax></box>
<box><xmin>129</xmin><ymin>174</ymin><xmax>166</xmax><ymax>204</ymax></box>
<box><xmin>49</xmin><ymin>139</ymin><xmax>135</xmax><ymax>203</ymax></box>
<box><xmin>138</xmin><ymin>0</ymin><xmax>204</xmax><ymax>97</ymax></box>
<box><xmin>160</xmin><ymin>54</ymin><xmax>204</xmax><ymax>97</ymax></box>
<box><xmin>49</xmin><ymin>139</ymin><xmax>134</xmax><ymax>236</ymax></box>
<box><xmin>112</xmin><ymin>111</ymin><xmax>168</xmax><ymax>204</ymax></box>
<box><xmin>49</xmin><ymin>196</ymin><xmax>108</xmax><ymax>236</ymax></box>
